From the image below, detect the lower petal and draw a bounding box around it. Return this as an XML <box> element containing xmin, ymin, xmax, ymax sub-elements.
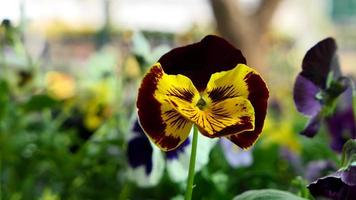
<box><xmin>293</xmin><ymin>74</ymin><xmax>322</xmax><ymax>116</ymax></box>
<box><xmin>169</xmin><ymin>96</ymin><xmax>255</xmax><ymax>138</ymax></box>
<box><xmin>301</xmin><ymin>114</ymin><xmax>322</xmax><ymax>137</ymax></box>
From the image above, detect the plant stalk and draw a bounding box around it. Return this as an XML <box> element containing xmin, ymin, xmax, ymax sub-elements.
<box><xmin>185</xmin><ymin>125</ymin><xmax>199</xmax><ymax>200</ymax></box>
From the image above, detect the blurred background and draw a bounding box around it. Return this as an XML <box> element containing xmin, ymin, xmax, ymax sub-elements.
<box><xmin>1</xmin><ymin>0</ymin><xmax>356</xmax><ymax>199</ymax></box>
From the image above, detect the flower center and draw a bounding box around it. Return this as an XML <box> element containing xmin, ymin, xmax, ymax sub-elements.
<box><xmin>196</xmin><ymin>97</ymin><xmax>207</xmax><ymax>110</ymax></box>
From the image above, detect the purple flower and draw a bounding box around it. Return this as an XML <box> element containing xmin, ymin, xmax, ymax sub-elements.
<box><xmin>305</xmin><ymin>160</ymin><xmax>337</xmax><ymax>182</ymax></box>
<box><xmin>220</xmin><ymin>138</ymin><xmax>252</xmax><ymax>168</ymax></box>
<box><xmin>126</xmin><ymin>118</ymin><xmax>217</xmax><ymax>186</ymax></box>
<box><xmin>127</xmin><ymin>119</ymin><xmax>164</xmax><ymax>187</ymax></box>
<box><xmin>325</xmin><ymin>89</ymin><xmax>356</xmax><ymax>152</ymax></box>
<box><xmin>308</xmin><ymin>165</ymin><xmax>356</xmax><ymax>200</ymax></box>
<box><xmin>293</xmin><ymin>38</ymin><xmax>348</xmax><ymax>137</ymax></box>
<box><xmin>127</xmin><ymin>121</ymin><xmax>154</xmax><ymax>175</ymax></box>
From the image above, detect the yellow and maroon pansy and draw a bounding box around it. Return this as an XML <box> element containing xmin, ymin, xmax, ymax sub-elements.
<box><xmin>137</xmin><ymin>35</ymin><xmax>269</xmax><ymax>151</ymax></box>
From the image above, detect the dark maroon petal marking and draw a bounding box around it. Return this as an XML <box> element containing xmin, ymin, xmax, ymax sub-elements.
<box><xmin>208</xmin><ymin>85</ymin><xmax>237</xmax><ymax>102</ymax></box>
<box><xmin>137</xmin><ymin>65</ymin><xmax>167</xmax><ymax>145</ymax></box>
<box><xmin>293</xmin><ymin>74</ymin><xmax>322</xmax><ymax>116</ymax></box>
<box><xmin>167</xmin><ymin>87</ymin><xmax>194</xmax><ymax>102</ymax></box>
<box><xmin>228</xmin><ymin>72</ymin><xmax>269</xmax><ymax>149</ymax></box>
<box><xmin>301</xmin><ymin>37</ymin><xmax>339</xmax><ymax>89</ymax></box>
<box><xmin>200</xmin><ymin>116</ymin><xmax>254</xmax><ymax>138</ymax></box>
<box><xmin>159</xmin><ymin>35</ymin><xmax>246</xmax><ymax>91</ymax></box>
<box><xmin>156</xmin><ymin>135</ymin><xmax>182</xmax><ymax>150</ymax></box>
<box><xmin>163</xmin><ymin>109</ymin><xmax>189</xmax><ymax>130</ymax></box>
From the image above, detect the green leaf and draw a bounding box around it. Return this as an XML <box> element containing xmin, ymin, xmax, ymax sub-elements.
<box><xmin>233</xmin><ymin>189</ymin><xmax>307</xmax><ymax>200</ymax></box>
<box><xmin>341</xmin><ymin>139</ymin><xmax>356</xmax><ymax>169</ymax></box>
<box><xmin>23</xmin><ymin>94</ymin><xmax>58</xmax><ymax>111</ymax></box>
<box><xmin>0</xmin><ymin>80</ymin><xmax>10</xmax><ymax>118</ymax></box>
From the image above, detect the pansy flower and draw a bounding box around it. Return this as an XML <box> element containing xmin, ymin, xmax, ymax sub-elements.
<box><xmin>137</xmin><ymin>35</ymin><xmax>269</xmax><ymax>151</ymax></box>
<box><xmin>308</xmin><ymin>165</ymin><xmax>356</xmax><ymax>200</ymax></box>
<box><xmin>325</xmin><ymin>88</ymin><xmax>356</xmax><ymax>152</ymax></box>
<box><xmin>307</xmin><ymin>139</ymin><xmax>356</xmax><ymax>200</ymax></box>
<box><xmin>293</xmin><ymin>37</ymin><xmax>349</xmax><ymax>137</ymax></box>
<box><xmin>127</xmin><ymin>119</ymin><xmax>217</xmax><ymax>186</ymax></box>
<box><xmin>127</xmin><ymin>119</ymin><xmax>164</xmax><ymax>187</ymax></box>
<box><xmin>220</xmin><ymin>138</ymin><xmax>253</xmax><ymax>168</ymax></box>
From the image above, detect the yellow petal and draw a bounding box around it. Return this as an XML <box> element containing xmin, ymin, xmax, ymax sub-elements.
<box><xmin>204</xmin><ymin>63</ymin><xmax>255</xmax><ymax>102</ymax></box>
<box><xmin>168</xmin><ymin>96</ymin><xmax>255</xmax><ymax>137</ymax></box>
<box><xmin>138</xmin><ymin>64</ymin><xmax>198</xmax><ymax>151</ymax></box>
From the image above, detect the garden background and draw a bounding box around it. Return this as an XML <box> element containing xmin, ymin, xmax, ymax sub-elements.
<box><xmin>1</xmin><ymin>0</ymin><xmax>356</xmax><ymax>199</ymax></box>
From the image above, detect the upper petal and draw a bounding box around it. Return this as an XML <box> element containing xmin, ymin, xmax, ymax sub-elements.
<box><xmin>158</xmin><ymin>35</ymin><xmax>246</xmax><ymax>91</ymax></box>
<box><xmin>205</xmin><ymin>64</ymin><xmax>268</xmax><ymax>149</ymax></box>
<box><xmin>137</xmin><ymin>64</ymin><xmax>196</xmax><ymax>151</ymax></box>
<box><xmin>301</xmin><ymin>37</ymin><xmax>340</xmax><ymax>89</ymax></box>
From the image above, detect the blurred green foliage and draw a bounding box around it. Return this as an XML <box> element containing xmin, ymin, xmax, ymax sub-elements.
<box><xmin>0</xmin><ymin>21</ymin><xmax>346</xmax><ymax>200</ymax></box>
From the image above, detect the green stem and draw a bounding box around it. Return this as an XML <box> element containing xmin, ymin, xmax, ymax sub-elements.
<box><xmin>185</xmin><ymin>125</ymin><xmax>199</xmax><ymax>200</ymax></box>
<box><xmin>348</xmin><ymin>78</ymin><xmax>356</xmax><ymax>125</ymax></box>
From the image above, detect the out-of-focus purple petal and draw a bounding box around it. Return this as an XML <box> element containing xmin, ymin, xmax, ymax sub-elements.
<box><xmin>132</xmin><ymin>119</ymin><xmax>145</xmax><ymax>136</ymax></box>
<box><xmin>326</xmin><ymin>107</ymin><xmax>356</xmax><ymax>152</ymax></box>
<box><xmin>127</xmin><ymin>118</ymin><xmax>154</xmax><ymax>175</ymax></box>
<box><xmin>279</xmin><ymin>148</ymin><xmax>303</xmax><ymax>174</ymax></box>
<box><xmin>220</xmin><ymin>138</ymin><xmax>252</xmax><ymax>168</ymax></box>
<box><xmin>165</xmin><ymin>138</ymin><xmax>190</xmax><ymax>160</ymax></box>
<box><xmin>341</xmin><ymin>166</ymin><xmax>356</xmax><ymax>186</ymax></box>
<box><xmin>268</xmin><ymin>98</ymin><xmax>283</xmax><ymax>119</ymax></box>
<box><xmin>127</xmin><ymin>118</ymin><xmax>165</xmax><ymax>187</ymax></box>
<box><xmin>127</xmin><ymin>136</ymin><xmax>153</xmax><ymax>175</ymax></box>
<box><xmin>305</xmin><ymin>160</ymin><xmax>337</xmax><ymax>182</ymax></box>
<box><xmin>293</xmin><ymin>75</ymin><xmax>321</xmax><ymax>116</ymax></box>
<box><xmin>301</xmin><ymin>115</ymin><xmax>322</xmax><ymax>137</ymax></box>
<box><xmin>301</xmin><ymin>37</ymin><xmax>339</xmax><ymax>89</ymax></box>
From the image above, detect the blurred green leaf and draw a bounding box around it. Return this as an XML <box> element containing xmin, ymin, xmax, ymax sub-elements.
<box><xmin>0</xmin><ymin>79</ymin><xmax>9</xmax><ymax>118</ymax></box>
<box><xmin>233</xmin><ymin>189</ymin><xmax>307</xmax><ymax>200</ymax></box>
<box><xmin>23</xmin><ymin>94</ymin><xmax>58</xmax><ymax>111</ymax></box>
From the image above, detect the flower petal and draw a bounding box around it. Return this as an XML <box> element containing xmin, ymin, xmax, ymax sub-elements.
<box><xmin>301</xmin><ymin>37</ymin><xmax>339</xmax><ymax>89</ymax></box>
<box><xmin>158</xmin><ymin>35</ymin><xmax>246</xmax><ymax>91</ymax></box>
<box><xmin>220</xmin><ymin>138</ymin><xmax>253</xmax><ymax>168</ymax></box>
<box><xmin>137</xmin><ymin>64</ymin><xmax>196</xmax><ymax>151</ymax></box>
<box><xmin>166</xmin><ymin>128</ymin><xmax>218</xmax><ymax>182</ymax></box>
<box><xmin>218</xmin><ymin>64</ymin><xmax>269</xmax><ymax>149</ymax></box>
<box><xmin>308</xmin><ymin>175</ymin><xmax>356</xmax><ymax>200</ymax></box>
<box><xmin>308</xmin><ymin>167</ymin><xmax>356</xmax><ymax>200</ymax></box>
<box><xmin>127</xmin><ymin>143</ymin><xmax>165</xmax><ymax>187</ymax></box>
<box><xmin>293</xmin><ymin>74</ymin><xmax>322</xmax><ymax>116</ymax></box>
<box><xmin>300</xmin><ymin>114</ymin><xmax>322</xmax><ymax>137</ymax></box>
<box><xmin>341</xmin><ymin>166</ymin><xmax>356</xmax><ymax>186</ymax></box>
<box><xmin>326</xmin><ymin>107</ymin><xmax>356</xmax><ymax>152</ymax></box>
<box><xmin>169</xmin><ymin>95</ymin><xmax>255</xmax><ymax>138</ymax></box>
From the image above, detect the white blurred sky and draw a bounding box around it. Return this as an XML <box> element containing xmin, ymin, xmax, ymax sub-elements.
<box><xmin>0</xmin><ymin>0</ymin><xmax>214</xmax><ymax>32</ymax></box>
<box><xmin>0</xmin><ymin>0</ymin><xmax>336</xmax><ymax>47</ymax></box>
<box><xmin>0</xmin><ymin>0</ymin><xmax>274</xmax><ymax>32</ymax></box>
